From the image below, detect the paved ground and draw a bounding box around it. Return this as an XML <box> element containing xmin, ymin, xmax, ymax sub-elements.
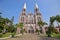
<box><xmin>39</xmin><ymin>36</ymin><xmax>60</xmax><ymax>40</ymax></box>
<box><xmin>6</xmin><ymin>33</ymin><xmax>39</xmax><ymax>40</ymax></box>
<box><xmin>0</xmin><ymin>33</ymin><xmax>60</xmax><ymax>40</ymax></box>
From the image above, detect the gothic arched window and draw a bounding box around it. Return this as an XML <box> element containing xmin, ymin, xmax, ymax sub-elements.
<box><xmin>38</xmin><ymin>17</ymin><xmax>41</xmax><ymax>21</ymax></box>
<box><xmin>28</xmin><ymin>16</ymin><xmax>33</xmax><ymax>23</ymax></box>
<box><xmin>21</xmin><ymin>16</ymin><xmax>24</xmax><ymax>22</ymax></box>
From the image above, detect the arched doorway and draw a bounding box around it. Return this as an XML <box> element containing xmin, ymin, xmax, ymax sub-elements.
<box><xmin>28</xmin><ymin>26</ymin><xmax>34</xmax><ymax>33</ymax></box>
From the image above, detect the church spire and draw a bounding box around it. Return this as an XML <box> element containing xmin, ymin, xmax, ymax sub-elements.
<box><xmin>23</xmin><ymin>3</ymin><xmax>26</xmax><ymax>9</ymax></box>
<box><xmin>35</xmin><ymin>3</ymin><xmax>38</xmax><ymax>8</ymax></box>
<box><xmin>35</xmin><ymin>0</ymin><xmax>38</xmax><ymax>9</ymax></box>
<box><xmin>22</xmin><ymin>2</ymin><xmax>26</xmax><ymax>15</ymax></box>
<box><xmin>34</xmin><ymin>2</ymin><xmax>41</xmax><ymax>15</ymax></box>
<box><xmin>34</xmin><ymin>2</ymin><xmax>39</xmax><ymax>14</ymax></box>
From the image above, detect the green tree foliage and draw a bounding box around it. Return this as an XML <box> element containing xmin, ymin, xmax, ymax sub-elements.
<box><xmin>15</xmin><ymin>23</ymin><xmax>24</xmax><ymax>35</ymax></box>
<box><xmin>7</xmin><ymin>25</ymin><xmax>16</xmax><ymax>33</ymax></box>
<box><xmin>0</xmin><ymin>16</ymin><xmax>15</xmax><ymax>33</ymax></box>
<box><xmin>50</xmin><ymin>16</ymin><xmax>55</xmax><ymax>25</ymax></box>
<box><xmin>47</xmin><ymin>15</ymin><xmax>60</xmax><ymax>37</ymax></box>
<box><xmin>38</xmin><ymin>21</ymin><xmax>47</xmax><ymax>27</ymax></box>
<box><xmin>56</xmin><ymin>15</ymin><xmax>60</xmax><ymax>22</ymax></box>
<box><xmin>55</xmin><ymin>15</ymin><xmax>60</xmax><ymax>27</ymax></box>
<box><xmin>38</xmin><ymin>21</ymin><xmax>47</xmax><ymax>33</ymax></box>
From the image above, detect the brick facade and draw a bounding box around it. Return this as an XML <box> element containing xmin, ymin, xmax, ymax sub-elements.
<box><xmin>18</xmin><ymin>3</ymin><xmax>43</xmax><ymax>33</ymax></box>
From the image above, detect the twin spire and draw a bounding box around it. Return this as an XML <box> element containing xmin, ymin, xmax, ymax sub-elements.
<box><xmin>22</xmin><ymin>2</ymin><xmax>40</xmax><ymax>15</ymax></box>
<box><xmin>35</xmin><ymin>3</ymin><xmax>38</xmax><ymax>8</ymax></box>
<box><xmin>23</xmin><ymin>3</ymin><xmax>26</xmax><ymax>9</ymax></box>
<box><xmin>23</xmin><ymin>2</ymin><xmax>38</xmax><ymax>9</ymax></box>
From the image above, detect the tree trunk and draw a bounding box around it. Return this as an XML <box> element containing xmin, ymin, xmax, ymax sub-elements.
<box><xmin>39</xmin><ymin>26</ymin><xmax>42</xmax><ymax>33</ymax></box>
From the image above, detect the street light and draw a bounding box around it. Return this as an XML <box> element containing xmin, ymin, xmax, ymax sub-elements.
<box><xmin>0</xmin><ymin>12</ymin><xmax>2</xmax><ymax>21</ymax></box>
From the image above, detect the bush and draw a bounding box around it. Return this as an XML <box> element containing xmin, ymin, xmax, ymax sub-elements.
<box><xmin>54</xmin><ymin>29</ymin><xmax>59</xmax><ymax>34</ymax></box>
<box><xmin>36</xmin><ymin>29</ymin><xmax>40</xmax><ymax>32</ymax></box>
<box><xmin>11</xmin><ymin>33</ymin><xmax>15</xmax><ymax>37</ymax></box>
<box><xmin>0</xmin><ymin>26</ymin><xmax>3</xmax><ymax>33</ymax></box>
<box><xmin>20</xmin><ymin>29</ymin><xmax>24</xmax><ymax>34</ymax></box>
<box><xmin>51</xmin><ymin>33</ymin><xmax>60</xmax><ymax>38</ymax></box>
<box><xmin>47</xmin><ymin>34</ymin><xmax>51</xmax><ymax>37</ymax></box>
<box><xmin>24</xmin><ymin>29</ymin><xmax>27</xmax><ymax>33</ymax></box>
<box><xmin>0</xmin><ymin>29</ymin><xmax>2</xmax><ymax>33</ymax></box>
<box><xmin>36</xmin><ymin>29</ymin><xmax>40</xmax><ymax>35</ymax></box>
<box><xmin>0</xmin><ymin>33</ymin><xmax>3</xmax><ymax>37</ymax></box>
<box><xmin>7</xmin><ymin>26</ymin><xmax>16</xmax><ymax>33</ymax></box>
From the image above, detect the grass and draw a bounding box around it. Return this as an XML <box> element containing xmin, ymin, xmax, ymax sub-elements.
<box><xmin>1</xmin><ymin>33</ymin><xmax>12</xmax><ymax>38</ymax></box>
<box><xmin>0</xmin><ymin>32</ymin><xmax>15</xmax><ymax>38</ymax></box>
<box><xmin>51</xmin><ymin>33</ymin><xmax>60</xmax><ymax>38</ymax></box>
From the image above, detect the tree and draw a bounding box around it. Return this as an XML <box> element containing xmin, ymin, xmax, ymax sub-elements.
<box><xmin>47</xmin><ymin>16</ymin><xmax>58</xmax><ymax>37</ymax></box>
<box><xmin>2</xmin><ymin>18</ymin><xmax>12</xmax><ymax>33</ymax></box>
<box><xmin>7</xmin><ymin>25</ymin><xmax>16</xmax><ymax>33</ymax></box>
<box><xmin>50</xmin><ymin>16</ymin><xmax>55</xmax><ymax>25</ymax></box>
<box><xmin>19</xmin><ymin>23</ymin><xmax>24</xmax><ymax>34</ymax></box>
<box><xmin>55</xmin><ymin>15</ymin><xmax>60</xmax><ymax>27</ymax></box>
<box><xmin>38</xmin><ymin>21</ymin><xmax>47</xmax><ymax>33</ymax></box>
<box><xmin>38</xmin><ymin>21</ymin><xmax>47</xmax><ymax>26</ymax></box>
<box><xmin>16</xmin><ymin>23</ymin><xmax>24</xmax><ymax>35</ymax></box>
<box><xmin>0</xmin><ymin>16</ymin><xmax>14</xmax><ymax>33</ymax></box>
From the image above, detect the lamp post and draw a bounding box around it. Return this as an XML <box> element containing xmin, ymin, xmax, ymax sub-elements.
<box><xmin>0</xmin><ymin>12</ymin><xmax>2</xmax><ymax>21</ymax></box>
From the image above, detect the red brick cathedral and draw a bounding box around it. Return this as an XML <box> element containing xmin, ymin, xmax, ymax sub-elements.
<box><xmin>18</xmin><ymin>3</ymin><xmax>46</xmax><ymax>34</ymax></box>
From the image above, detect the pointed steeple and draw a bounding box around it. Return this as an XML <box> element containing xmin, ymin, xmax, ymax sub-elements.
<box><xmin>35</xmin><ymin>0</ymin><xmax>38</xmax><ymax>9</ymax></box>
<box><xmin>22</xmin><ymin>2</ymin><xmax>26</xmax><ymax>15</ymax></box>
<box><xmin>35</xmin><ymin>2</ymin><xmax>39</xmax><ymax>10</ymax></box>
<box><xmin>23</xmin><ymin>3</ymin><xmax>26</xmax><ymax>9</ymax></box>
<box><xmin>34</xmin><ymin>2</ymin><xmax>41</xmax><ymax>15</ymax></box>
<box><xmin>35</xmin><ymin>3</ymin><xmax>38</xmax><ymax>8</ymax></box>
<box><xmin>34</xmin><ymin>2</ymin><xmax>39</xmax><ymax>14</ymax></box>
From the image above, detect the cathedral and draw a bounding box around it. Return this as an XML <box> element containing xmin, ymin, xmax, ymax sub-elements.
<box><xmin>16</xmin><ymin>2</ymin><xmax>60</xmax><ymax>34</ymax></box>
<box><xmin>18</xmin><ymin>3</ymin><xmax>45</xmax><ymax>33</ymax></box>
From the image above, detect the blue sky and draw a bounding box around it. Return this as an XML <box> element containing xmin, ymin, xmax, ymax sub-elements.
<box><xmin>0</xmin><ymin>0</ymin><xmax>60</xmax><ymax>25</ymax></box>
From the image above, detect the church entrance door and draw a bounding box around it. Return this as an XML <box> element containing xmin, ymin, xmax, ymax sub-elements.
<box><xmin>28</xmin><ymin>26</ymin><xmax>34</xmax><ymax>33</ymax></box>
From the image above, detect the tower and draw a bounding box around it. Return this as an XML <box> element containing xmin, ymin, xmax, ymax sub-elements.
<box><xmin>34</xmin><ymin>3</ymin><xmax>42</xmax><ymax>24</ymax></box>
<box><xmin>22</xmin><ymin>3</ymin><xmax>26</xmax><ymax>15</ymax></box>
<box><xmin>19</xmin><ymin>3</ymin><xmax>26</xmax><ymax>24</ymax></box>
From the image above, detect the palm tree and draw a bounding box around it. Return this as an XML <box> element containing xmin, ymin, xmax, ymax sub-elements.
<box><xmin>15</xmin><ymin>24</ymin><xmax>20</xmax><ymax>34</ymax></box>
<box><xmin>55</xmin><ymin>15</ymin><xmax>60</xmax><ymax>27</ymax></box>
<box><xmin>16</xmin><ymin>23</ymin><xmax>24</xmax><ymax>35</ymax></box>
<box><xmin>38</xmin><ymin>21</ymin><xmax>47</xmax><ymax>34</ymax></box>
<box><xmin>15</xmin><ymin>24</ymin><xmax>19</xmax><ymax>27</ymax></box>
<box><xmin>47</xmin><ymin>15</ymin><xmax>60</xmax><ymax>37</ymax></box>
<box><xmin>19</xmin><ymin>23</ymin><xmax>24</xmax><ymax>35</ymax></box>
<box><xmin>50</xmin><ymin>16</ymin><xmax>55</xmax><ymax>25</ymax></box>
<box><xmin>47</xmin><ymin>16</ymin><xmax>56</xmax><ymax>37</ymax></box>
